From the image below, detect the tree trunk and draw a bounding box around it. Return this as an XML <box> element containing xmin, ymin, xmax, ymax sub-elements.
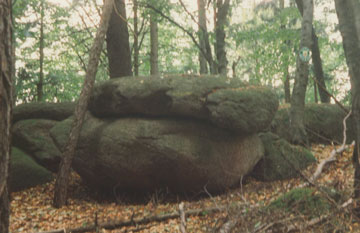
<box><xmin>314</xmin><ymin>78</ymin><xmax>318</xmax><ymax>103</ymax></box>
<box><xmin>0</xmin><ymin>0</ymin><xmax>13</xmax><ymax>231</ymax></box>
<box><xmin>106</xmin><ymin>0</ymin><xmax>132</xmax><ymax>78</ymax></box>
<box><xmin>295</xmin><ymin>0</ymin><xmax>330</xmax><ymax>103</ymax></box>
<box><xmin>37</xmin><ymin>0</ymin><xmax>44</xmax><ymax>102</ymax></box>
<box><xmin>334</xmin><ymin>0</ymin><xmax>360</xmax><ymax>199</ymax></box>
<box><xmin>150</xmin><ymin>14</ymin><xmax>159</xmax><ymax>75</ymax></box>
<box><xmin>197</xmin><ymin>0</ymin><xmax>208</xmax><ymax>74</ymax></box>
<box><xmin>284</xmin><ymin>70</ymin><xmax>291</xmax><ymax>103</ymax></box>
<box><xmin>289</xmin><ymin>0</ymin><xmax>313</xmax><ymax>146</ymax></box>
<box><xmin>280</xmin><ymin>0</ymin><xmax>291</xmax><ymax>103</ymax></box>
<box><xmin>214</xmin><ymin>0</ymin><xmax>230</xmax><ymax>75</ymax></box>
<box><xmin>351</xmin><ymin>0</ymin><xmax>360</xmax><ymax>42</ymax></box>
<box><xmin>133</xmin><ymin>0</ymin><xmax>139</xmax><ymax>76</ymax></box>
<box><xmin>53</xmin><ymin>0</ymin><xmax>114</xmax><ymax>208</ymax></box>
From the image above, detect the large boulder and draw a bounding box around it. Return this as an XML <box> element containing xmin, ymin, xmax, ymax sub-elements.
<box><xmin>13</xmin><ymin>102</ymin><xmax>75</xmax><ymax>123</ymax></box>
<box><xmin>9</xmin><ymin>147</ymin><xmax>54</xmax><ymax>192</ymax></box>
<box><xmin>51</xmin><ymin>114</ymin><xmax>264</xmax><ymax>193</ymax></box>
<box><xmin>271</xmin><ymin>103</ymin><xmax>355</xmax><ymax>144</ymax></box>
<box><xmin>251</xmin><ymin>132</ymin><xmax>316</xmax><ymax>181</ymax></box>
<box><xmin>12</xmin><ymin>119</ymin><xmax>62</xmax><ymax>172</ymax></box>
<box><xmin>89</xmin><ymin>75</ymin><xmax>279</xmax><ymax>134</ymax></box>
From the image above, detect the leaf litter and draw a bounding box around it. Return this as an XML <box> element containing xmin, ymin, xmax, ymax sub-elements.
<box><xmin>9</xmin><ymin>144</ymin><xmax>359</xmax><ymax>232</ymax></box>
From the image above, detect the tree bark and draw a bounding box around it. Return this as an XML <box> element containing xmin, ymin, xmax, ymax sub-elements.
<box><xmin>295</xmin><ymin>0</ymin><xmax>330</xmax><ymax>103</ymax></box>
<box><xmin>289</xmin><ymin>0</ymin><xmax>313</xmax><ymax>146</ymax></box>
<box><xmin>334</xmin><ymin>0</ymin><xmax>360</xmax><ymax>199</ymax></box>
<box><xmin>0</xmin><ymin>0</ymin><xmax>13</xmax><ymax>231</ymax></box>
<box><xmin>37</xmin><ymin>0</ymin><xmax>44</xmax><ymax>102</ymax></box>
<box><xmin>214</xmin><ymin>0</ymin><xmax>230</xmax><ymax>75</ymax></box>
<box><xmin>284</xmin><ymin>70</ymin><xmax>291</xmax><ymax>103</ymax></box>
<box><xmin>53</xmin><ymin>0</ymin><xmax>114</xmax><ymax>208</ymax></box>
<box><xmin>197</xmin><ymin>0</ymin><xmax>208</xmax><ymax>74</ymax></box>
<box><xmin>280</xmin><ymin>0</ymin><xmax>291</xmax><ymax>103</ymax></box>
<box><xmin>133</xmin><ymin>0</ymin><xmax>139</xmax><ymax>76</ymax></box>
<box><xmin>106</xmin><ymin>0</ymin><xmax>132</xmax><ymax>78</ymax></box>
<box><xmin>150</xmin><ymin>14</ymin><xmax>159</xmax><ymax>75</ymax></box>
<box><xmin>313</xmin><ymin>78</ymin><xmax>318</xmax><ymax>103</ymax></box>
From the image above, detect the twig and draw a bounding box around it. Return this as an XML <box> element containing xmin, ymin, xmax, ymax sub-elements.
<box><xmin>309</xmin><ymin>110</ymin><xmax>353</xmax><ymax>183</ymax></box>
<box><xmin>179</xmin><ymin>202</ymin><xmax>187</xmax><ymax>233</ymax></box>
<box><xmin>218</xmin><ymin>219</ymin><xmax>238</xmax><ymax>233</ymax></box>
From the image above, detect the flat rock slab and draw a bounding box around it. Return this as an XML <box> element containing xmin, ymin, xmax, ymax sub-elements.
<box><xmin>51</xmin><ymin>114</ymin><xmax>264</xmax><ymax>194</ymax></box>
<box><xmin>13</xmin><ymin>102</ymin><xmax>75</xmax><ymax>123</ymax></box>
<box><xmin>89</xmin><ymin>75</ymin><xmax>279</xmax><ymax>134</ymax></box>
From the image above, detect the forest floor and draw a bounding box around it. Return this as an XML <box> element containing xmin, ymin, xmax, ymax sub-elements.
<box><xmin>9</xmin><ymin>144</ymin><xmax>360</xmax><ymax>233</ymax></box>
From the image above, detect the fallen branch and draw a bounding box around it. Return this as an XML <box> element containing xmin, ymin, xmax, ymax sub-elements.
<box><xmin>37</xmin><ymin>205</ymin><xmax>239</xmax><ymax>233</ymax></box>
<box><xmin>309</xmin><ymin>110</ymin><xmax>353</xmax><ymax>183</ymax></box>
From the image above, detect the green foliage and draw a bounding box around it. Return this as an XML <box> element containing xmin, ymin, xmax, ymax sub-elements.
<box><xmin>268</xmin><ymin>188</ymin><xmax>331</xmax><ymax>217</ymax></box>
<box><xmin>12</xmin><ymin>0</ymin><xmax>349</xmax><ymax>104</ymax></box>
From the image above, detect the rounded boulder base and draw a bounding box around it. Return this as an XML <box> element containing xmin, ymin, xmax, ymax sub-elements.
<box><xmin>51</xmin><ymin>115</ymin><xmax>264</xmax><ymax>194</ymax></box>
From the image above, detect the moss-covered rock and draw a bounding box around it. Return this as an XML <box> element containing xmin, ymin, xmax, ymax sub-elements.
<box><xmin>271</xmin><ymin>103</ymin><xmax>355</xmax><ymax>144</ymax></box>
<box><xmin>268</xmin><ymin>188</ymin><xmax>331</xmax><ymax>216</ymax></box>
<box><xmin>89</xmin><ymin>75</ymin><xmax>279</xmax><ymax>134</ymax></box>
<box><xmin>13</xmin><ymin>102</ymin><xmax>75</xmax><ymax>123</ymax></box>
<box><xmin>9</xmin><ymin>147</ymin><xmax>54</xmax><ymax>192</ymax></box>
<box><xmin>251</xmin><ymin>132</ymin><xmax>316</xmax><ymax>181</ymax></box>
<box><xmin>51</xmin><ymin>114</ymin><xmax>264</xmax><ymax>194</ymax></box>
<box><xmin>12</xmin><ymin>119</ymin><xmax>62</xmax><ymax>172</ymax></box>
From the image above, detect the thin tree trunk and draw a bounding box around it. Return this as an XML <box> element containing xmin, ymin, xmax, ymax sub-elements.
<box><xmin>197</xmin><ymin>0</ymin><xmax>208</xmax><ymax>74</ymax></box>
<box><xmin>351</xmin><ymin>0</ymin><xmax>360</xmax><ymax>42</ymax></box>
<box><xmin>295</xmin><ymin>0</ymin><xmax>330</xmax><ymax>103</ymax></box>
<box><xmin>133</xmin><ymin>0</ymin><xmax>139</xmax><ymax>76</ymax></box>
<box><xmin>280</xmin><ymin>0</ymin><xmax>291</xmax><ymax>103</ymax></box>
<box><xmin>150</xmin><ymin>14</ymin><xmax>159</xmax><ymax>75</ymax></box>
<box><xmin>335</xmin><ymin>0</ymin><xmax>360</xmax><ymax>199</ymax></box>
<box><xmin>53</xmin><ymin>0</ymin><xmax>114</xmax><ymax>208</ymax></box>
<box><xmin>214</xmin><ymin>0</ymin><xmax>230</xmax><ymax>75</ymax></box>
<box><xmin>314</xmin><ymin>78</ymin><xmax>318</xmax><ymax>103</ymax></box>
<box><xmin>0</xmin><ymin>0</ymin><xmax>13</xmax><ymax>231</ymax></box>
<box><xmin>106</xmin><ymin>0</ymin><xmax>132</xmax><ymax>78</ymax></box>
<box><xmin>289</xmin><ymin>0</ymin><xmax>313</xmax><ymax>146</ymax></box>
<box><xmin>284</xmin><ymin>70</ymin><xmax>291</xmax><ymax>103</ymax></box>
<box><xmin>37</xmin><ymin>0</ymin><xmax>44</xmax><ymax>101</ymax></box>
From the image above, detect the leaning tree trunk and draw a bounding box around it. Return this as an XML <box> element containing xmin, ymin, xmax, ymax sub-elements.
<box><xmin>335</xmin><ymin>0</ymin><xmax>360</xmax><ymax>199</ymax></box>
<box><xmin>0</xmin><ymin>0</ymin><xmax>13</xmax><ymax>231</ymax></box>
<box><xmin>197</xmin><ymin>0</ymin><xmax>208</xmax><ymax>74</ymax></box>
<box><xmin>150</xmin><ymin>14</ymin><xmax>159</xmax><ymax>75</ymax></box>
<box><xmin>295</xmin><ymin>0</ymin><xmax>330</xmax><ymax>103</ymax></box>
<box><xmin>106</xmin><ymin>0</ymin><xmax>132</xmax><ymax>78</ymax></box>
<box><xmin>214</xmin><ymin>0</ymin><xmax>230</xmax><ymax>75</ymax></box>
<box><xmin>53</xmin><ymin>0</ymin><xmax>114</xmax><ymax>208</ymax></box>
<box><xmin>289</xmin><ymin>0</ymin><xmax>313</xmax><ymax>146</ymax></box>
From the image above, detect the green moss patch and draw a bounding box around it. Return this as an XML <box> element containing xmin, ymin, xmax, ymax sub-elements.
<box><xmin>9</xmin><ymin>147</ymin><xmax>54</xmax><ymax>192</ymax></box>
<box><xmin>268</xmin><ymin>188</ymin><xmax>331</xmax><ymax>216</ymax></box>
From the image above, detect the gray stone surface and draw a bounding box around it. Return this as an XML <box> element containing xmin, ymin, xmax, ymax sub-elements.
<box><xmin>51</xmin><ymin>114</ymin><xmax>264</xmax><ymax>193</ymax></box>
<box><xmin>12</xmin><ymin>119</ymin><xmax>62</xmax><ymax>172</ymax></box>
<box><xmin>89</xmin><ymin>75</ymin><xmax>279</xmax><ymax>134</ymax></box>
